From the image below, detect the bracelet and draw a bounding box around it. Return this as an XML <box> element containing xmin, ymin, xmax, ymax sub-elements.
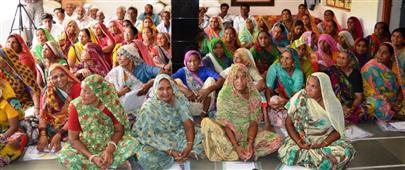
<box><xmin>108</xmin><ymin>141</ymin><xmax>117</xmax><ymax>149</ymax></box>
<box><xmin>187</xmin><ymin>141</ymin><xmax>193</xmax><ymax>145</ymax></box>
<box><xmin>248</xmin><ymin>136</ymin><xmax>255</xmax><ymax>141</ymax></box>
<box><xmin>89</xmin><ymin>155</ymin><xmax>97</xmax><ymax>163</ymax></box>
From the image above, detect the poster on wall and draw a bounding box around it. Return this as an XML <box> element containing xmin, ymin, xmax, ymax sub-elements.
<box><xmin>231</xmin><ymin>0</ymin><xmax>274</xmax><ymax>6</ymax></box>
<box><xmin>326</xmin><ymin>0</ymin><xmax>351</xmax><ymax>11</ymax></box>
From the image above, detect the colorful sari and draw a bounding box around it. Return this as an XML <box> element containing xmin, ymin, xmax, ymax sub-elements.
<box><xmin>279</xmin><ymin>72</ymin><xmax>355</xmax><ymax>170</ymax></box>
<box><xmin>347</xmin><ymin>17</ymin><xmax>363</xmax><ymax>40</ymax></box>
<box><xmin>270</xmin><ymin>22</ymin><xmax>290</xmax><ymax>48</ymax></box>
<box><xmin>153</xmin><ymin>33</ymin><xmax>172</xmax><ymax>66</ymax></box>
<box><xmin>238</xmin><ymin>19</ymin><xmax>256</xmax><ymax>48</ymax></box>
<box><xmin>366</xmin><ymin>33</ymin><xmax>390</xmax><ymax>58</ymax></box>
<box><xmin>203</xmin><ymin>38</ymin><xmax>233</xmax><ymax>73</ymax></box>
<box><xmin>59</xmin><ymin>20</ymin><xmax>80</xmax><ymax>57</ymax></box>
<box><xmin>250</xmin><ymin>43</ymin><xmax>280</xmax><ymax>74</ymax></box>
<box><xmin>68</xmin><ymin>28</ymin><xmax>99</xmax><ymax>65</ymax></box>
<box><xmin>40</xmin><ymin>64</ymin><xmax>81</xmax><ymax>137</ymax></box>
<box><xmin>0</xmin><ymin>48</ymin><xmax>39</xmax><ymax>110</ymax></box>
<box><xmin>58</xmin><ymin>74</ymin><xmax>140</xmax><ymax>169</ymax></box>
<box><xmin>134</xmin><ymin>40</ymin><xmax>155</xmax><ymax>66</ymax></box>
<box><xmin>95</xmin><ymin>23</ymin><xmax>115</xmax><ymax>67</ymax></box>
<box><xmin>8</xmin><ymin>33</ymin><xmax>36</xmax><ymax>73</ymax></box>
<box><xmin>108</xmin><ymin>20</ymin><xmax>124</xmax><ymax>44</ymax></box>
<box><xmin>361</xmin><ymin>58</ymin><xmax>399</xmax><ymax>121</ymax></box>
<box><xmin>201</xmin><ymin>64</ymin><xmax>282</xmax><ymax>161</ymax></box>
<box><xmin>74</xmin><ymin>43</ymin><xmax>111</xmax><ymax>78</ymax></box>
<box><xmin>314</xmin><ymin>34</ymin><xmax>340</xmax><ymax>68</ymax></box>
<box><xmin>32</xmin><ymin>28</ymin><xmax>55</xmax><ymax>63</ymax></box>
<box><xmin>204</xmin><ymin>16</ymin><xmax>223</xmax><ymax>40</ymax></box>
<box><xmin>36</xmin><ymin>41</ymin><xmax>68</xmax><ymax>87</ymax></box>
<box><xmin>133</xmin><ymin>74</ymin><xmax>204</xmax><ymax>169</ymax></box>
<box><xmin>353</xmin><ymin>38</ymin><xmax>371</xmax><ymax>68</ymax></box>
<box><xmin>290</xmin><ymin>31</ymin><xmax>315</xmax><ymax>78</ymax></box>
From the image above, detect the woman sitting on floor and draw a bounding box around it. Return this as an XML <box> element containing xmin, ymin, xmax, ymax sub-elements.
<box><xmin>133</xmin><ymin>74</ymin><xmax>204</xmax><ymax>170</ymax></box>
<box><xmin>278</xmin><ymin>72</ymin><xmax>356</xmax><ymax>170</ymax></box>
<box><xmin>201</xmin><ymin>64</ymin><xmax>282</xmax><ymax>161</ymax></box>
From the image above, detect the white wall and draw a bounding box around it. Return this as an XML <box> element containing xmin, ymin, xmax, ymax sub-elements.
<box><xmin>390</xmin><ymin>0</ymin><xmax>402</xmax><ymax>31</ymax></box>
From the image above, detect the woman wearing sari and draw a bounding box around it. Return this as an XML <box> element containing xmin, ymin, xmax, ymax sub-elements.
<box><xmin>278</xmin><ymin>72</ymin><xmax>355</xmax><ymax>169</ymax></box>
<box><xmin>6</xmin><ymin>33</ymin><xmax>36</xmax><ymax>73</ymax></box>
<box><xmin>73</xmin><ymin>43</ymin><xmax>111</xmax><ymax>80</ymax></box>
<box><xmin>36</xmin><ymin>41</ymin><xmax>68</xmax><ymax>89</ymax></box>
<box><xmin>337</xmin><ymin>31</ymin><xmax>355</xmax><ymax>52</ymax></box>
<box><xmin>222</xmin><ymin>27</ymin><xmax>241</xmax><ymax>54</ymax></box>
<box><xmin>59</xmin><ymin>20</ymin><xmax>80</xmax><ymax>57</ymax></box>
<box><xmin>32</xmin><ymin>28</ymin><xmax>55</xmax><ymax>63</ymax></box>
<box><xmin>270</xmin><ymin>22</ymin><xmax>290</xmax><ymax>48</ymax></box>
<box><xmin>317</xmin><ymin>10</ymin><xmax>341</xmax><ymax>34</ymax></box>
<box><xmin>153</xmin><ymin>32</ymin><xmax>172</xmax><ymax>69</ymax></box>
<box><xmin>366</xmin><ymin>22</ymin><xmax>391</xmax><ymax>57</ymax></box>
<box><xmin>112</xmin><ymin>25</ymin><xmax>138</xmax><ymax>67</ymax></box>
<box><xmin>361</xmin><ymin>43</ymin><xmax>403</xmax><ymax>122</ymax></box>
<box><xmin>0</xmin><ymin>77</ymin><xmax>27</xmax><ymax>167</ymax></box>
<box><xmin>201</xmin><ymin>64</ymin><xmax>282</xmax><ymax>161</ymax></box>
<box><xmin>202</xmin><ymin>38</ymin><xmax>233</xmax><ymax>74</ymax></box>
<box><xmin>288</xmin><ymin>20</ymin><xmax>305</xmax><ymax>43</ymax></box>
<box><xmin>173</xmin><ymin>50</ymin><xmax>224</xmax><ymax>118</ymax></box>
<box><xmin>67</xmin><ymin>28</ymin><xmax>99</xmax><ymax>69</ymax></box>
<box><xmin>353</xmin><ymin>38</ymin><xmax>370</xmax><ymax>68</ymax></box>
<box><xmin>346</xmin><ymin>17</ymin><xmax>364</xmax><ymax>40</ymax></box>
<box><xmin>301</xmin><ymin>14</ymin><xmax>321</xmax><ymax>36</ymax></box>
<box><xmin>58</xmin><ymin>75</ymin><xmax>140</xmax><ymax>169</ymax></box>
<box><xmin>250</xmin><ymin>31</ymin><xmax>281</xmax><ymax>75</ymax></box>
<box><xmin>37</xmin><ymin>64</ymin><xmax>81</xmax><ymax>152</ymax></box>
<box><xmin>204</xmin><ymin>16</ymin><xmax>223</xmax><ymax>41</ymax></box>
<box><xmin>391</xmin><ymin>28</ymin><xmax>405</xmax><ymax>119</ymax></box>
<box><xmin>238</xmin><ymin>18</ymin><xmax>256</xmax><ymax>49</ymax></box>
<box><xmin>137</xmin><ymin>17</ymin><xmax>158</xmax><ymax>39</ymax></box>
<box><xmin>255</xmin><ymin>16</ymin><xmax>271</xmax><ymax>37</ymax></box>
<box><xmin>133</xmin><ymin>74</ymin><xmax>204</xmax><ymax>169</ymax></box>
<box><xmin>135</xmin><ymin>27</ymin><xmax>156</xmax><ymax>66</ymax></box>
<box><xmin>0</xmin><ymin>48</ymin><xmax>40</xmax><ymax>114</ymax></box>
<box><xmin>108</xmin><ymin>20</ymin><xmax>124</xmax><ymax>44</ymax></box>
<box><xmin>311</xmin><ymin>34</ymin><xmax>340</xmax><ymax>70</ymax></box>
<box><xmin>325</xmin><ymin>51</ymin><xmax>364</xmax><ymax>124</ymax></box>
<box><xmin>94</xmin><ymin>23</ymin><xmax>116</xmax><ymax>67</ymax></box>
<box><xmin>324</xmin><ymin>20</ymin><xmax>339</xmax><ymax>40</ymax></box>
<box><xmin>290</xmin><ymin>32</ymin><xmax>315</xmax><ymax>77</ymax></box>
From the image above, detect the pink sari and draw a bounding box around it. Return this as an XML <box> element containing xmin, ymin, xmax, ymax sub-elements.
<box><xmin>9</xmin><ymin>33</ymin><xmax>36</xmax><ymax>73</ymax></box>
<box><xmin>95</xmin><ymin>23</ymin><xmax>115</xmax><ymax>67</ymax></box>
<box><xmin>134</xmin><ymin>40</ymin><xmax>155</xmax><ymax>66</ymax></box>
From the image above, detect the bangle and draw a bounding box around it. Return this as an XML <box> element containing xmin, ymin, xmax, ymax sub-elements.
<box><xmin>187</xmin><ymin>141</ymin><xmax>193</xmax><ymax>145</ymax></box>
<box><xmin>89</xmin><ymin>155</ymin><xmax>97</xmax><ymax>163</ymax></box>
<box><xmin>108</xmin><ymin>141</ymin><xmax>117</xmax><ymax>149</ymax></box>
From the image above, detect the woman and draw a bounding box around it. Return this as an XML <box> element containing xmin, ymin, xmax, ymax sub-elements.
<box><xmin>0</xmin><ymin>77</ymin><xmax>27</xmax><ymax>167</ymax></box>
<box><xmin>337</xmin><ymin>31</ymin><xmax>355</xmax><ymax>52</ymax></box>
<box><xmin>59</xmin><ymin>20</ymin><xmax>80</xmax><ymax>57</ymax></box>
<box><xmin>135</xmin><ymin>27</ymin><xmax>156</xmax><ymax>66</ymax></box>
<box><xmin>361</xmin><ymin>43</ymin><xmax>403</xmax><ymax>122</ymax></box>
<box><xmin>6</xmin><ymin>33</ymin><xmax>36</xmax><ymax>73</ymax></box>
<box><xmin>108</xmin><ymin>20</ymin><xmax>124</xmax><ymax>44</ymax></box>
<box><xmin>202</xmin><ymin>38</ymin><xmax>233</xmax><ymax>73</ymax></box>
<box><xmin>222</xmin><ymin>27</ymin><xmax>240</xmax><ymax>54</ymax></box>
<box><xmin>37</xmin><ymin>41</ymin><xmax>68</xmax><ymax>89</ymax></box>
<box><xmin>173</xmin><ymin>50</ymin><xmax>224</xmax><ymax>118</ymax></box>
<box><xmin>301</xmin><ymin>14</ymin><xmax>320</xmax><ymax>36</ymax></box>
<box><xmin>317</xmin><ymin>10</ymin><xmax>341</xmax><ymax>34</ymax></box>
<box><xmin>37</xmin><ymin>64</ymin><xmax>81</xmax><ymax>152</ymax></box>
<box><xmin>391</xmin><ymin>28</ymin><xmax>405</xmax><ymax>119</ymax></box>
<box><xmin>278</xmin><ymin>72</ymin><xmax>355</xmax><ymax>169</ymax></box>
<box><xmin>311</xmin><ymin>34</ymin><xmax>340</xmax><ymax>70</ymax></box>
<box><xmin>201</xmin><ymin>64</ymin><xmax>282</xmax><ymax>161</ymax></box>
<box><xmin>291</xmin><ymin>32</ymin><xmax>315</xmax><ymax>77</ymax></box>
<box><xmin>324</xmin><ymin>20</ymin><xmax>339</xmax><ymax>40</ymax></box>
<box><xmin>105</xmin><ymin>45</ymin><xmax>150</xmax><ymax>126</ymax></box>
<box><xmin>250</xmin><ymin>31</ymin><xmax>281</xmax><ymax>75</ymax></box>
<box><xmin>204</xmin><ymin>16</ymin><xmax>223</xmax><ymax>41</ymax></box>
<box><xmin>239</xmin><ymin>18</ymin><xmax>256</xmax><ymax>49</ymax></box>
<box><xmin>353</xmin><ymin>38</ymin><xmax>370</xmax><ymax>68</ymax></box>
<box><xmin>58</xmin><ymin>75</ymin><xmax>140</xmax><ymax>169</ymax></box>
<box><xmin>112</xmin><ymin>25</ymin><xmax>138</xmax><ymax>67</ymax></box>
<box><xmin>32</xmin><ymin>28</ymin><xmax>55</xmax><ymax>63</ymax></box>
<box><xmin>67</xmin><ymin>28</ymin><xmax>99</xmax><ymax>69</ymax></box>
<box><xmin>366</xmin><ymin>22</ymin><xmax>391</xmax><ymax>57</ymax></box>
<box><xmin>94</xmin><ymin>23</ymin><xmax>116</xmax><ymax>67</ymax></box>
<box><xmin>346</xmin><ymin>17</ymin><xmax>364</xmax><ymax>40</ymax></box>
<box><xmin>153</xmin><ymin>32</ymin><xmax>172</xmax><ymax>69</ymax></box>
<box><xmin>270</xmin><ymin>22</ymin><xmax>290</xmax><ymax>48</ymax></box>
<box><xmin>255</xmin><ymin>16</ymin><xmax>271</xmax><ymax>37</ymax></box>
<box><xmin>73</xmin><ymin>43</ymin><xmax>111</xmax><ymax>80</ymax></box>
<box><xmin>133</xmin><ymin>74</ymin><xmax>204</xmax><ymax>169</ymax></box>
<box><xmin>288</xmin><ymin>20</ymin><xmax>305</xmax><ymax>43</ymax></box>
<box><xmin>325</xmin><ymin>51</ymin><xmax>364</xmax><ymax>124</ymax></box>
<box><xmin>0</xmin><ymin>48</ymin><xmax>40</xmax><ymax>113</ymax></box>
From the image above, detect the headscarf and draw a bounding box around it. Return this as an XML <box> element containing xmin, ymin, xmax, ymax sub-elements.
<box><xmin>60</xmin><ymin>20</ymin><xmax>80</xmax><ymax>55</ymax></box>
<box><xmin>352</xmin><ymin>37</ymin><xmax>370</xmax><ymax>67</ymax></box>
<box><xmin>204</xmin><ymin>16</ymin><xmax>224</xmax><ymax>40</ymax></box>
<box><xmin>338</xmin><ymin>31</ymin><xmax>355</xmax><ymax>51</ymax></box>
<box><xmin>184</xmin><ymin>50</ymin><xmax>204</xmax><ymax>86</ymax></box>
<box><xmin>134</xmin><ymin>74</ymin><xmax>193</xmax><ymax>151</ymax></box>
<box><xmin>94</xmin><ymin>23</ymin><xmax>116</xmax><ymax>44</ymax></box>
<box><xmin>256</xmin><ymin>16</ymin><xmax>271</xmax><ymax>32</ymax></box>
<box><xmin>270</xmin><ymin>22</ymin><xmax>290</xmax><ymax>47</ymax></box>
<box><xmin>116</xmin><ymin>44</ymin><xmax>144</xmax><ymax>66</ymax></box>
<box><xmin>0</xmin><ymin>48</ymin><xmax>39</xmax><ymax>94</ymax></box>
<box><xmin>154</xmin><ymin>33</ymin><xmax>171</xmax><ymax>65</ymax></box>
<box><xmin>108</xmin><ymin>20</ymin><xmax>124</xmax><ymax>43</ymax></box>
<box><xmin>81</xmin><ymin>74</ymin><xmax>129</xmax><ymax>130</ymax></box>
<box><xmin>44</xmin><ymin>41</ymin><xmax>65</xmax><ymax>60</ymax></box>
<box><xmin>75</xmin><ymin>43</ymin><xmax>111</xmax><ymax>77</ymax></box>
<box><xmin>139</xmin><ymin>16</ymin><xmax>158</xmax><ymax>34</ymax></box>
<box><xmin>216</xmin><ymin>64</ymin><xmax>261</xmax><ymax>145</ymax></box>
<box><xmin>238</xmin><ymin>18</ymin><xmax>256</xmax><ymax>47</ymax></box>
<box><xmin>323</xmin><ymin>10</ymin><xmax>342</xmax><ymax>32</ymax></box>
<box><xmin>290</xmin><ymin>31</ymin><xmax>313</xmax><ymax>49</ymax></box>
<box><xmin>9</xmin><ymin>33</ymin><xmax>35</xmax><ymax>60</ymax></box>
<box><xmin>316</xmin><ymin>34</ymin><xmax>339</xmax><ymax>67</ymax></box>
<box><xmin>387</xmin><ymin>42</ymin><xmax>405</xmax><ymax>98</ymax></box>
<box><xmin>347</xmin><ymin>16</ymin><xmax>364</xmax><ymax>39</ymax></box>
<box><xmin>235</xmin><ymin>48</ymin><xmax>256</xmax><ymax>68</ymax></box>
<box><xmin>33</xmin><ymin>28</ymin><xmax>55</xmax><ymax>62</ymax></box>
<box><xmin>42</xmin><ymin>64</ymin><xmax>80</xmax><ymax>121</ymax></box>
<box><xmin>208</xmin><ymin>38</ymin><xmax>232</xmax><ymax>69</ymax></box>
<box><xmin>286</xmin><ymin>72</ymin><xmax>345</xmax><ymax>137</ymax></box>
<box><xmin>8</xmin><ymin>33</ymin><xmax>36</xmax><ymax>72</ymax></box>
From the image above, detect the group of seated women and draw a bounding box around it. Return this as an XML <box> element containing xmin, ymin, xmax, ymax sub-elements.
<box><xmin>0</xmin><ymin>3</ymin><xmax>404</xmax><ymax>170</ymax></box>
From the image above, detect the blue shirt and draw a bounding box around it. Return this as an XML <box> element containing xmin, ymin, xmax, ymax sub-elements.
<box><xmin>172</xmin><ymin>67</ymin><xmax>220</xmax><ymax>88</ymax></box>
<box><xmin>202</xmin><ymin>55</ymin><xmax>233</xmax><ymax>73</ymax></box>
<box><xmin>132</xmin><ymin>63</ymin><xmax>161</xmax><ymax>83</ymax></box>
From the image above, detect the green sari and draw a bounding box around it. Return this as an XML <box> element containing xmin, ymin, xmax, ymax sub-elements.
<box><xmin>32</xmin><ymin>28</ymin><xmax>55</xmax><ymax>63</ymax></box>
<box><xmin>57</xmin><ymin>75</ymin><xmax>140</xmax><ymax>170</ymax></box>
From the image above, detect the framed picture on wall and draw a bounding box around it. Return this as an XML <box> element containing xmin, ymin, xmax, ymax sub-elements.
<box><xmin>326</xmin><ymin>0</ymin><xmax>351</xmax><ymax>11</ymax></box>
<box><xmin>231</xmin><ymin>0</ymin><xmax>275</xmax><ymax>6</ymax></box>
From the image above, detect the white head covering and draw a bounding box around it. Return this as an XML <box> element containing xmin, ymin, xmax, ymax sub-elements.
<box><xmin>338</xmin><ymin>31</ymin><xmax>355</xmax><ymax>49</ymax></box>
<box><xmin>311</xmin><ymin>72</ymin><xmax>345</xmax><ymax>137</ymax></box>
<box><xmin>117</xmin><ymin>45</ymin><xmax>144</xmax><ymax>65</ymax></box>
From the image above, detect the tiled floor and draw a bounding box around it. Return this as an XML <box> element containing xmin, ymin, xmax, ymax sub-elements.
<box><xmin>4</xmin><ymin>121</ymin><xmax>405</xmax><ymax>170</ymax></box>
